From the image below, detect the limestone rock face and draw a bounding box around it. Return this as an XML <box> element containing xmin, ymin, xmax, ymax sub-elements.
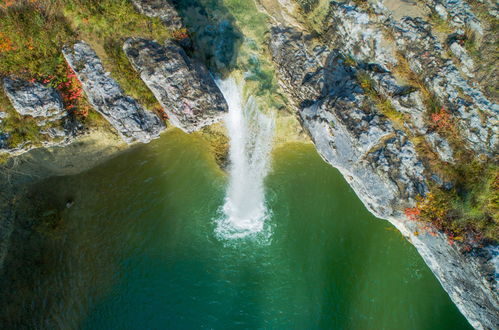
<box><xmin>270</xmin><ymin>26</ymin><xmax>426</xmax><ymax>220</ymax></box>
<box><xmin>319</xmin><ymin>1</ymin><xmax>498</xmax><ymax>156</ymax></box>
<box><xmin>390</xmin><ymin>16</ymin><xmax>498</xmax><ymax>155</ymax></box>
<box><xmin>3</xmin><ymin>77</ymin><xmax>65</xmax><ymax>121</ymax></box>
<box><xmin>0</xmin><ymin>78</ymin><xmax>82</xmax><ymax>156</ymax></box>
<box><xmin>269</xmin><ymin>16</ymin><xmax>499</xmax><ymax>329</ymax></box>
<box><xmin>422</xmin><ymin>0</ymin><xmax>484</xmax><ymax>35</ymax></box>
<box><xmin>0</xmin><ymin>112</ymin><xmax>7</xmax><ymax>149</ymax></box>
<box><xmin>124</xmin><ymin>38</ymin><xmax>228</xmax><ymax>133</ymax></box>
<box><xmin>63</xmin><ymin>41</ymin><xmax>165</xmax><ymax>144</ymax></box>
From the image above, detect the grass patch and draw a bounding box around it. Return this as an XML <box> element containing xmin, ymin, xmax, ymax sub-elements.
<box><xmin>63</xmin><ymin>0</ymin><xmax>171</xmax><ymax>42</ymax></box>
<box><xmin>1</xmin><ymin>110</ymin><xmax>42</xmax><ymax>149</ymax></box>
<box><xmin>102</xmin><ymin>38</ymin><xmax>160</xmax><ymax>110</ymax></box>
<box><xmin>0</xmin><ymin>1</ymin><xmax>75</xmax><ymax>78</ymax></box>
<box><xmin>0</xmin><ymin>86</ymin><xmax>42</xmax><ymax>148</ymax></box>
<box><xmin>428</xmin><ymin>11</ymin><xmax>453</xmax><ymax>36</ymax></box>
<box><xmin>0</xmin><ymin>0</ymin><xmax>172</xmax><ymax>111</ymax></box>
<box><xmin>415</xmin><ymin>161</ymin><xmax>498</xmax><ymax>243</ymax></box>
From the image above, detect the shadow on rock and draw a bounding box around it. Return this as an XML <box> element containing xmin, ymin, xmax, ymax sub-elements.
<box><xmin>170</xmin><ymin>0</ymin><xmax>243</xmax><ymax>76</ymax></box>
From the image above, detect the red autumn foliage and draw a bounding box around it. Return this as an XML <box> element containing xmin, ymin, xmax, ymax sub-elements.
<box><xmin>1</xmin><ymin>0</ymin><xmax>38</xmax><ymax>9</ymax></box>
<box><xmin>431</xmin><ymin>107</ymin><xmax>453</xmax><ymax>130</ymax></box>
<box><xmin>404</xmin><ymin>207</ymin><xmax>420</xmax><ymax>221</ymax></box>
<box><xmin>172</xmin><ymin>28</ymin><xmax>189</xmax><ymax>41</ymax></box>
<box><xmin>0</xmin><ymin>32</ymin><xmax>14</xmax><ymax>53</ymax></box>
<box><xmin>156</xmin><ymin>107</ymin><xmax>168</xmax><ymax>120</ymax></box>
<box><xmin>30</xmin><ymin>62</ymin><xmax>90</xmax><ymax>117</ymax></box>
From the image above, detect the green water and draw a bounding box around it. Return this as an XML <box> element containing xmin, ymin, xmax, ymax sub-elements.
<box><xmin>2</xmin><ymin>130</ymin><xmax>471</xmax><ymax>329</ymax></box>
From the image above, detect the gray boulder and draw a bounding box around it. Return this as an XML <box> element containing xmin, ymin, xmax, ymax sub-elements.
<box><xmin>63</xmin><ymin>41</ymin><xmax>165</xmax><ymax>144</ymax></box>
<box><xmin>3</xmin><ymin>77</ymin><xmax>65</xmax><ymax>121</ymax></box>
<box><xmin>124</xmin><ymin>38</ymin><xmax>228</xmax><ymax>133</ymax></box>
<box><xmin>131</xmin><ymin>0</ymin><xmax>184</xmax><ymax>29</ymax></box>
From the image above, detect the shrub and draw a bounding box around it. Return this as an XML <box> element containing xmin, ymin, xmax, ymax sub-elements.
<box><xmin>407</xmin><ymin>162</ymin><xmax>498</xmax><ymax>244</ymax></box>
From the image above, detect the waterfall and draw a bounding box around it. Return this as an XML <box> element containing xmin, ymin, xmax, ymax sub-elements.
<box><xmin>215</xmin><ymin>78</ymin><xmax>275</xmax><ymax>240</ymax></box>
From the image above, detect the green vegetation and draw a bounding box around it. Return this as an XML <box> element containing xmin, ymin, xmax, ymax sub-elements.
<box><xmin>0</xmin><ymin>1</ymin><xmax>75</xmax><ymax>79</ymax></box>
<box><xmin>0</xmin><ymin>0</ymin><xmax>174</xmax><ymax>149</ymax></box>
<box><xmin>63</xmin><ymin>0</ymin><xmax>171</xmax><ymax>110</ymax></box>
<box><xmin>385</xmin><ymin>53</ymin><xmax>499</xmax><ymax>244</ymax></box>
<box><xmin>1</xmin><ymin>109</ymin><xmax>42</xmax><ymax>149</ymax></box>
<box><xmin>413</xmin><ymin>161</ymin><xmax>498</xmax><ymax>244</ymax></box>
<box><xmin>0</xmin><ymin>85</ymin><xmax>43</xmax><ymax>149</ymax></box>
<box><xmin>427</xmin><ymin>11</ymin><xmax>453</xmax><ymax>36</ymax></box>
<box><xmin>0</xmin><ymin>0</ymin><xmax>171</xmax><ymax>109</ymax></box>
<box><xmin>102</xmin><ymin>38</ymin><xmax>160</xmax><ymax>110</ymax></box>
<box><xmin>295</xmin><ymin>0</ymin><xmax>319</xmax><ymax>13</ymax></box>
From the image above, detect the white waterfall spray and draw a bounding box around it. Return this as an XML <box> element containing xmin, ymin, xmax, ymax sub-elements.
<box><xmin>215</xmin><ymin>78</ymin><xmax>275</xmax><ymax>240</ymax></box>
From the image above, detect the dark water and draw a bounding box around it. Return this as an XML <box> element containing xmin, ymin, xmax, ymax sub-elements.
<box><xmin>1</xmin><ymin>130</ymin><xmax>471</xmax><ymax>329</ymax></box>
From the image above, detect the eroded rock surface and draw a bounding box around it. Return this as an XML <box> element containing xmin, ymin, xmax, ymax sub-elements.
<box><xmin>63</xmin><ymin>41</ymin><xmax>165</xmax><ymax>144</ymax></box>
<box><xmin>270</xmin><ymin>25</ymin><xmax>426</xmax><ymax>220</ymax></box>
<box><xmin>269</xmin><ymin>13</ymin><xmax>499</xmax><ymax>329</ymax></box>
<box><xmin>422</xmin><ymin>0</ymin><xmax>483</xmax><ymax>34</ymax></box>
<box><xmin>390</xmin><ymin>16</ymin><xmax>498</xmax><ymax>155</ymax></box>
<box><xmin>124</xmin><ymin>38</ymin><xmax>228</xmax><ymax>133</ymax></box>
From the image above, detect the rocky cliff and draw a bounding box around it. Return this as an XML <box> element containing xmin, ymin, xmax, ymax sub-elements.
<box><xmin>261</xmin><ymin>1</ymin><xmax>498</xmax><ymax>328</ymax></box>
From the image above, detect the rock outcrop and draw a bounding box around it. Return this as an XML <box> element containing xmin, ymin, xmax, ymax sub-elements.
<box><xmin>317</xmin><ymin>1</ymin><xmax>498</xmax><ymax>156</ymax></box>
<box><xmin>267</xmin><ymin>1</ymin><xmax>499</xmax><ymax>326</ymax></box>
<box><xmin>131</xmin><ymin>0</ymin><xmax>184</xmax><ymax>29</ymax></box>
<box><xmin>422</xmin><ymin>0</ymin><xmax>484</xmax><ymax>35</ymax></box>
<box><xmin>0</xmin><ymin>77</ymin><xmax>82</xmax><ymax>156</ymax></box>
<box><xmin>389</xmin><ymin>16</ymin><xmax>498</xmax><ymax>156</ymax></box>
<box><xmin>3</xmin><ymin>77</ymin><xmax>65</xmax><ymax>122</ymax></box>
<box><xmin>270</xmin><ymin>25</ymin><xmax>427</xmax><ymax>227</ymax></box>
<box><xmin>124</xmin><ymin>38</ymin><xmax>228</xmax><ymax>132</ymax></box>
<box><xmin>63</xmin><ymin>41</ymin><xmax>165</xmax><ymax>144</ymax></box>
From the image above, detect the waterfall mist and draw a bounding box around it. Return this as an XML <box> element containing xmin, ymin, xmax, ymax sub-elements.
<box><xmin>215</xmin><ymin>78</ymin><xmax>275</xmax><ymax>240</ymax></box>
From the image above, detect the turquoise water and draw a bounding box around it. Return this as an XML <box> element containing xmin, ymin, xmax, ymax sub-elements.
<box><xmin>1</xmin><ymin>131</ymin><xmax>471</xmax><ymax>329</ymax></box>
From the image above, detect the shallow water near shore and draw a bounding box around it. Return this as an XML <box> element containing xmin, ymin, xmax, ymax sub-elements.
<box><xmin>0</xmin><ymin>130</ymin><xmax>471</xmax><ymax>329</ymax></box>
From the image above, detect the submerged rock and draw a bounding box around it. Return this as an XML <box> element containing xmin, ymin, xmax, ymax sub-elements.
<box><xmin>3</xmin><ymin>77</ymin><xmax>65</xmax><ymax>121</ymax></box>
<box><xmin>124</xmin><ymin>38</ymin><xmax>228</xmax><ymax>133</ymax></box>
<box><xmin>63</xmin><ymin>41</ymin><xmax>165</xmax><ymax>144</ymax></box>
